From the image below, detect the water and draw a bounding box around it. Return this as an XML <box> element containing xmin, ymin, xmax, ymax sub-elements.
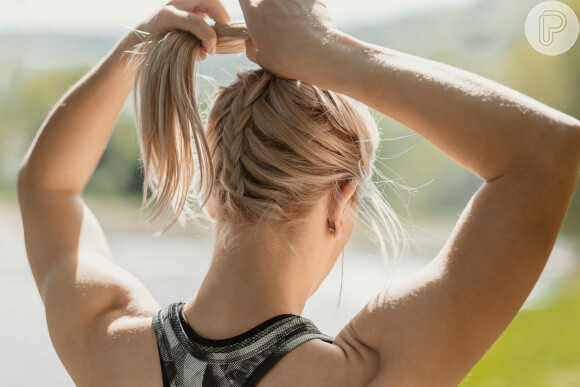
<box><xmin>0</xmin><ymin>199</ymin><xmax>577</xmax><ymax>386</ymax></box>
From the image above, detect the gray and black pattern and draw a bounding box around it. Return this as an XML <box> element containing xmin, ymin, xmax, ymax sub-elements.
<box><xmin>152</xmin><ymin>302</ymin><xmax>335</xmax><ymax>387</ymax></box>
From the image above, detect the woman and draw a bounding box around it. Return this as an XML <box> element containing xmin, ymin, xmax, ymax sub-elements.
<box><xmin>17</xmin><ymin>0</ymin><xmax>580</xmax><ymax>386</ymax></box>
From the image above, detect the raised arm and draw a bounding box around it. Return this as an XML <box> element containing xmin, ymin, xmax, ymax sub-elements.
<box><xmin>17</xmin><ymin>2</ymin><xmax>230</xmax><ymax>384</ymax></box>
<box><xmin>18</xmin><ymin>0</ymin><xmax>227</xmax><ymax>299</ymax></box>
<box><xmin>239</xmin><ymin>0</ymin><xmax>580</xmax><ymax>182</ymax></box>
<box><xmin>239</xmin><ymin>0</ymin><xmax>580</xmax><ymax>384</ymax></box>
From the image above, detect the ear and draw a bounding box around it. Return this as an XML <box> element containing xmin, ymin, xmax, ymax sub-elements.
<box><xmin>206</xmin><ymin>193</ymin><xmax>218</xmax><ymax>221</ymax></box>
<box><xmin>328</xmin><ymin>179</ymin><xmax>358</xmax><ymax>239</ymax></box>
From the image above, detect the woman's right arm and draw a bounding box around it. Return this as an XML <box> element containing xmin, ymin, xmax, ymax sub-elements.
<box><xmin>240</xmin><ymin>1</ymin><xmax>580</xmax><ymax>384</ymax></box>
<box><xmin>240</xmin><ymin>0</ymin><xmax>579</xmax><ymax>182</ymax></box>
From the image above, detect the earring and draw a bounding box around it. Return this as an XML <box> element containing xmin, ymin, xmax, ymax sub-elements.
<box><xmin>329</xmin><ymin>219</ymin><xmax>343</xmax><ymax>232</ymax></box>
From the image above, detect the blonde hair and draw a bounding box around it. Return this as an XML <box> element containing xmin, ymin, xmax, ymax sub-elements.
<box><xmin>131</xmin><ymin>22</ymin><xmax>410</xmax><ymax>272</ymax></box>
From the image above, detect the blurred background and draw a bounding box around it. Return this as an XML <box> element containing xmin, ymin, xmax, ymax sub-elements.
<box><xmin>1</xmin><ymin>0</ymin><xmax>579</xmax><ymax>385</ymax></box>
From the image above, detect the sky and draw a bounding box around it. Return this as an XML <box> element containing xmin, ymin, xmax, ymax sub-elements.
<box><xmin>1</xmin><ymin>0</ymin><xmax>477</xmax><ymax>35</ymax></box>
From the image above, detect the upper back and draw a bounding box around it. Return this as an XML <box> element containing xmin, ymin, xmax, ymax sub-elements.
<box><xmin>153</xmin><ymin>302</ymin><xmax>334</xmax><ymax>386</ymax></box>
<box><xmin>92</xmin><ymin>304</ymin><xmax>380</xmax><ymax>387</ymax></box>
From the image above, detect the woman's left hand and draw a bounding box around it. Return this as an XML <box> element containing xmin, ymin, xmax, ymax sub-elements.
<box><xmin>139</xmin><ymin>0</ymin><xmax>231</xmax><ymax>58</ymax></box>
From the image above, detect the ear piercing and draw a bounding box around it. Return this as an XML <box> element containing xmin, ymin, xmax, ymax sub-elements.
<box><xmin>329</xmin><ymin>219</ymin><xmax>344</xmax><ymax>232</ymax></box>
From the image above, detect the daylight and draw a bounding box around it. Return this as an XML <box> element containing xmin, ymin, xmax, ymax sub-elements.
<box><xmin>2</xmin><ymin>0</ymin><xmax>476</xmax><ymax>34</ymax></box>
<box><xmin>1</xmin><ymin>1</ymin><xmax>579</xmax><ymax>386</ymax></box>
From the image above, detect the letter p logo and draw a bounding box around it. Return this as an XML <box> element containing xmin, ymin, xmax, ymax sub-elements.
<box><xmin>540</xmin><ymin>10</ymin><xmax>567</xmax><ymax>46</ymax></box>
<box><xmin>525</xmin><ymin>1</ymin><xmax>579</xmax><ymax>55</ymax></box>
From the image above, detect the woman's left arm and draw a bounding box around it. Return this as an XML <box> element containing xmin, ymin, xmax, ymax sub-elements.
<box><xmin>17</xmin><ymin>1</ymin><xmax>229</xmax><ymax>383</ymax></box>
<box><xmin>17</xmin><ymin>27</ymin><xmax>151</xmax><ymax>314</ymax></box>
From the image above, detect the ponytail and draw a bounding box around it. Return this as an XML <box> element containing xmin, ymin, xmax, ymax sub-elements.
<box><xmin>130</xmin><ymin>24</ymin><xmax>411</xmax><ymax>273</ymax></box>
<box><xmin>131</xmin><ymin>23</ymin><xmax>249</xmax><ymax>232</ymax></box>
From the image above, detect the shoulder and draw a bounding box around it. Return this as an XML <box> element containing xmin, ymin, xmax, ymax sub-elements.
<box><xmin>77</xmin><ymin>310</ymin><xmax>381</xmax><ymax>387</ymax></box>
<box><xmin>71</xmin><ymin>310</ymin><xmax>383</xmax><ymax>387</ymax></box>
<box><xmin>256</xmin><ymin>321</ymin><xmax>381</xmax><ymax>387</ymax></box>
<box><xmin>63</xmin><ymin>313</ymin><xmax>164</xmax><ymax>387</ymax></box>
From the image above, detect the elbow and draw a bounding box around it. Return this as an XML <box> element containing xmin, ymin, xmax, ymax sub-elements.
<box><xmin>520</xmin><ymin>119</ymin><xmax>580</xmax><ymax>184</ymax></box>
<box><xmin>564</xmin><ymin>119</ymin><xmax>580</xmax><ymax>165</ymax></box>
<box><xmin>17</xmin><ymin>160</ymin><xmax>31</xmax><ymax>201</ymax></box>
<box><xmin>491</xmin><ymin>118</ymin><xmax>580</xmax><ymax>184</ymax></box>
<box><xmin>17</xmin><ymin>157</ymin><xmax>39</xmax><ymax>202</ymax></box>
<box><xmin>571</xmin><ymin>120</ymin><xmax>580</xmax><ymax>175</ymax></box>
<box><xmin>544</xmin><ymin>120</ymin><xmax>580</xmax><ymax>180</ymax></box>
<box><xmin>571</xmin><ymin>118</ymin><xmax>580</xmax><ymax>146</ymax></box>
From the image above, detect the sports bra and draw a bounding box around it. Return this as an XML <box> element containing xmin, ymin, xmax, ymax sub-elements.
<box><xmin>152</xmin><ymin>302</ymin><xmax>335</xmax><ymax>387</ymax></box>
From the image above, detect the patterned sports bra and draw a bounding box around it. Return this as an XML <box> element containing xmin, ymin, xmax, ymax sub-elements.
<box><xmin>152</xmin><ymin>302</ymin><xmax>335</xmax><ymax>387</ymax></box>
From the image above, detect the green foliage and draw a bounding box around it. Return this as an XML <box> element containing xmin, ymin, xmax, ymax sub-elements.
<box><xmin>0</xmin><ymin>67</ymin><xmax>84</xmax><ymax>187</ymax></box>
<box><xmin>0</xmin><ymin>67</ymin><xmax>142</xmax><ymax>196</ymax></box>
<box><xmin>85</xmin><ymin>113</ymin><xmax>142</xmax><ymax>195</ymax></box>
<box><xmin>371</xmin><ymin>113</ymin><xmax>482</xmax><ymax>221</ymax></box>
<box><xmin>461</xmin><ymin>275</ymin><xmax>580</xmax><ymax>386</ymax></box>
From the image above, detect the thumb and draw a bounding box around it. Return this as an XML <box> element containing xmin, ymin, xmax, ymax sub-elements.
<box><xmin>245</xmin><ymin>39</ymin><xmax>259</xmax><ymax>64</ymax></box>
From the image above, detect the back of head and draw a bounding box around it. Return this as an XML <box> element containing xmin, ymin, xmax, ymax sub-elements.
<box><xmin>131</xmin><ymin>23</ymin><xmax>407</xmax><ymax>266</ymax></box>
<box><xmin>206</xmin><ymin>69</ymin><xmax>378</xmax><ymax>235</ymax></box>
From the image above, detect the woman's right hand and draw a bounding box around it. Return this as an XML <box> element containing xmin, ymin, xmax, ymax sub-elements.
<box><xmin>138</xmin><ymin>0</ymin><xmax>231</xmax><ymax>58</ymax></box>
<box><xmin>238</xmin><ymin>0</ymin><xmax>342</xmax><ymax>85</ymax></box>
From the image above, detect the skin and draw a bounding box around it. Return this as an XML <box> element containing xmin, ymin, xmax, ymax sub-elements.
<box><xmin>17</xmin><ymin>0</ymin><xmax>580</xmax><ymax>386</ymax></box>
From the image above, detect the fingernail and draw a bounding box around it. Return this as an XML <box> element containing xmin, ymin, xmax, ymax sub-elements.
<box><xmin>209</xmin><ymin>44</ymin><xmax>216</xmax><ymax>55</ymax></box>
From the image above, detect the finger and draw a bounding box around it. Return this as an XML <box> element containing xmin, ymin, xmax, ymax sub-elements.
<box><xmin>169</xmin><ymin>0</ymin><xmax>230</xmax><ymax>24</ymax></box>
<box><xmin>169</xmin><ymin>8</ymin><xmax>218</xmax><ymax>54</ymax></box>
<box><xmin>203</xmin><ymin>1</ymin><xmax>231</xmax><ymax>24</ymax></box>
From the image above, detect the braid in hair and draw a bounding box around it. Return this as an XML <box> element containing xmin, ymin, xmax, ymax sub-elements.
<box><xmin>219</xmin><ymin>72</ymin><xmax>273</xmax><ymax>213</ymax></box>
<box><xmin>130</xmin><ymin>23</ymin><xmax>411</xmax><ymax>275</ymax></box>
